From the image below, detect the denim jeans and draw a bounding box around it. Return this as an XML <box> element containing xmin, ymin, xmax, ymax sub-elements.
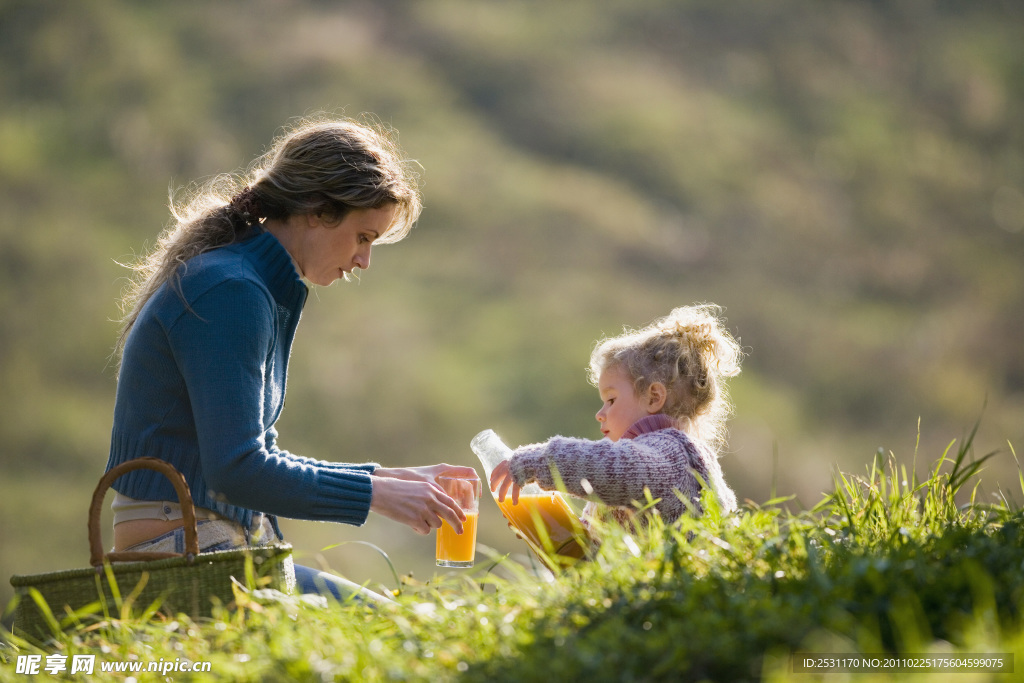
<box><xmin>119</xmin><ymin>519</ymin><xmax>249</xmax><ymax>554</ymax></box>
<box><xmin>292</xmin><ymin>565</ymin><xmax>394</xmax><ymax>605</ymax></box>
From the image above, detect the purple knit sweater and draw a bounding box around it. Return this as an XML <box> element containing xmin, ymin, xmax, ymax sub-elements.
<box><xmin>507</xmin><ymin>414</ymin><xmax>737</xmax><ymax>525</ymax></box>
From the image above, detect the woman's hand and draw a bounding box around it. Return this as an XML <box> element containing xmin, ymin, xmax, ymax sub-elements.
<box><xmin>369</xmin><ymin>463</ymin><xmax>479</xmax><ymax>535</ymax></box>
<box><xmin>489</xmin><ymin>460</ymin><xmax>521</xmax><ymax>505</ymax></box>
<box><xmin>369</xmin><ymin>475</ymin><xmax>468</xmax><ymax>535</ymax></box>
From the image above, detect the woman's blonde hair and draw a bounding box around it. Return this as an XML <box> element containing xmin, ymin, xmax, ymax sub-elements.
<box><xmin>115</xmin><ymin>114</ymin><xmax>422</xmax><ymax>357</ymax></box>
<box><xmin>588</xmin><ymin>304</ymin><xmax>742</xmax><ymax>454</ymax></box>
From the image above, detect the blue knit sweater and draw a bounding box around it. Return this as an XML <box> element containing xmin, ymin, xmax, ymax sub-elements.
<box><xmin>106</xmin><ymin>230</ymin><xmax>377</xmax><ymax>535</ymax></box>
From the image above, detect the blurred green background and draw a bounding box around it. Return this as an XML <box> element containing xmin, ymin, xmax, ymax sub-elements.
<box><xmin>2</xmin><ymin>0</ymin><xmax>1022</xmax><ymax>602</ymax></box>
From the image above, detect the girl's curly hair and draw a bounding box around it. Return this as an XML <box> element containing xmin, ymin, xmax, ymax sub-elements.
<box><xmin>588</xmin><ymin>304</ymin><xmax>743</xmax><ymax>454</ymax></box>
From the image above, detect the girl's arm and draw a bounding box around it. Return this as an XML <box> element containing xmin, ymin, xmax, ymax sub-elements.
<box><xmin>507</xmin><ymin>432</ymin><xmax>707</xmax><ymax>512</ymax></box>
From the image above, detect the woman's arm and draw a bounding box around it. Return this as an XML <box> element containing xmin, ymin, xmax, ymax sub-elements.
<box><xmin>373</xmin><ymin>464</ymin><xmax>478</xmax><ymax>482</ymax></box>
<box><xmin>170</xmin><ymin>279</ymin><xmax>464</xmax><ymax>531</ymax></box>
<box><xmin>265</xmin><ymin>426</ymin><xmax>378</xmax><ymax>473</ymax></box>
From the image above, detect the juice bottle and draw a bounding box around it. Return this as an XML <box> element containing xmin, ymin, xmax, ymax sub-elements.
<box><xmin>471</xmin><ymin>429</ymin><xmax>588</xmax><ymax>563</ymax></box>
<box><xmin>495</xmin><ymin>493</ymin><xmax>586</xmax><ymax>559</ymax></box>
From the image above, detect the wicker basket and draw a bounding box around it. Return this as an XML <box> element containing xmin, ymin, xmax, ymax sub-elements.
<box><xmin>9</xmin><ymin>457</ymin><xmax>294</xmax><ymax>641</ymax></box>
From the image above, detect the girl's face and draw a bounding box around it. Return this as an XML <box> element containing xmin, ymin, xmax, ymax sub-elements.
<box><xmin>595</xmin><ymin>364</ymin><xmax>658</xmax><ymax>441</ymax></box>
<box><xmin>289</xmin><ymin>205</ymin><xmax>397</xmax><ymax>286</ymax></box>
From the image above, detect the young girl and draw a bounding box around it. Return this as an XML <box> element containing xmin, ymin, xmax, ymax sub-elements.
<box><xmin>489</xmin><ymin>304</ymin><xmax>741</xmax><ymax>529</ymax></box>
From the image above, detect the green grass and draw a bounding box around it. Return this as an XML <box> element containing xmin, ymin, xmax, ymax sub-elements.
<box><xmin>3</xmin><ymin>426</ymin><xmax>1023</xmax><ymax>682</ymax></box>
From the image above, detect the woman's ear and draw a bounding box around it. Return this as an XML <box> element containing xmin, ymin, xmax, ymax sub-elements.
<box><xmin>646</xmin><ymin>382</ymin><xmax>667</xmax><ymax>414</ymax></box>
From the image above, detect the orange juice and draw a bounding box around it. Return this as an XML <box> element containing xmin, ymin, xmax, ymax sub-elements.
<box><xmin>495</xmin><ymin>492</ymin><xmax>588</xmax><ymax>560</ymax></box>
<box><xmin>436</xmin><ymin>512</ymin><xmax>479</xmax><ymax>567</ymax></box>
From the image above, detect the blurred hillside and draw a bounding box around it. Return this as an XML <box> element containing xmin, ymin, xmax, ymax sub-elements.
<box><xmin>2</xmin><ymin>0</ymin><xmax>1022</xmax><ymax>599</ymax></box>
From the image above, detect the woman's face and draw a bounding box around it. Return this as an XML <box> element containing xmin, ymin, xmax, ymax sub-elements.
<box><xmin>595</xmin><ymin>364</ymin><xmax>653</xmax><ymax>441</ymax></box>
<box><xmin>291</xmin><ymin>204</ymin><xmax>397</xmax><ymax>286</ymax></box>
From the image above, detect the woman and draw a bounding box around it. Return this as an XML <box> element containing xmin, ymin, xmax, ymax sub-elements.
<box><xmin>107</xmin><ymin>115</ymin><xmax>475</xmax><ymax>600</ymax></box>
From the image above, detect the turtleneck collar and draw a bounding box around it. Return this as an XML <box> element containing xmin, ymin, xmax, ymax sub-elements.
<box><xmin>622</xmin><ymin>413</ymin><xmax>676</xmax><ymax>440</ymax></box>
<box><xmin>238</xmin><ymin>230</ymin><xmax>308</xmax><ymax>310</ymax></box>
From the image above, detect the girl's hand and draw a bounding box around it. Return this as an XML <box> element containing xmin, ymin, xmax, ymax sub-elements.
<box><xmin>369</xmin><ymin>475</ymin><xmax>468</xmax><ymax>535</ymax></box>
<box><xmin>489</xmin><ymin>460</ymin><xmax>521</xmax><ymax>505</ymax></box>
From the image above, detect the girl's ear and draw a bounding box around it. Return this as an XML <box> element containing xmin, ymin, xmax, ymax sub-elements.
<box><xmin>646</xmin><ymin>382</ymin><xmax>667</xmax><ymax>414</ymax></box>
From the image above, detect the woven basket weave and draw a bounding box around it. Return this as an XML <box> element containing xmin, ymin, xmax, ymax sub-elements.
<box><xmin>9</xmin><ymin>457</ymin><xmax>295</xmax><ymax>641</ymax></box>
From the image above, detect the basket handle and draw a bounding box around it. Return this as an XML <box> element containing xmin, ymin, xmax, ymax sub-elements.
<box><xmin>88</xmin><ymin>457</ymin><xmax>199</xmax><ymax>566</ymax></box>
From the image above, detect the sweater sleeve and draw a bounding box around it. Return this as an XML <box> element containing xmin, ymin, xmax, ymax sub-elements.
<box><xmin>507</xmin><ymin>432</ymin><xmax>709</xmax><ymax>516</ymax></box>
<box><xmin>168</xmin><ymin>278</ymin><xmax>375</xmax><ymax>525</ymax></box>
<box><xmin>264</xmin><ymin>426</ymin><xmax>379</xmax><ymax>473</ymax></box>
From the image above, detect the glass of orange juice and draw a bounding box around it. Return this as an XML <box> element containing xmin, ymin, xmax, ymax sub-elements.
<box><xmin>435</xmin><ymin>474</ymin><xmax>481</xmax><ymax>568</ymax></box>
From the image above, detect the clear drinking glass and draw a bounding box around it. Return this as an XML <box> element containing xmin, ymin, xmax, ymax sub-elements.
<box><xmin>435</xmin><ymin>474</ymin><xmax>481</xmax><ymax>568</ymax></box>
